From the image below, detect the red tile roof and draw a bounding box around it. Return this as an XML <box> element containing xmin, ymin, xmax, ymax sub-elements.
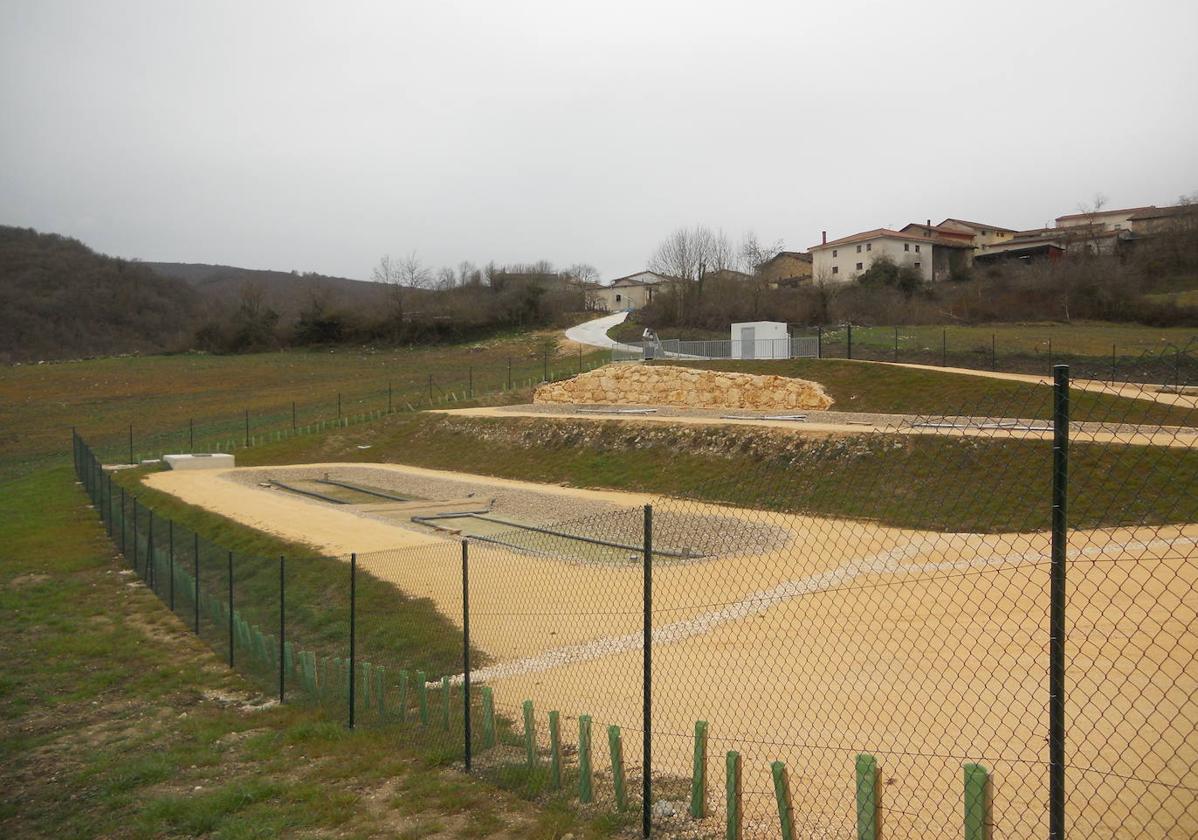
<box><xmin>809</xmin><ymin>228</ymin><xmax>971</xmax><ymax>251</ymax></box>
<box><xmin>1055</xmin><ymin>206</ymin><xmax>1156</xmax><ymax>222</ymax></box>
<box><xmin>937</xmin><ymin>218</ymin><xmax>1018</xmax><ymax>233</ymax></box>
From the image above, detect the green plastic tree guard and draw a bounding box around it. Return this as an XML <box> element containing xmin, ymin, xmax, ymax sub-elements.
<box><xmin>609</xmin><ymin>725</ymin><xmax>626</xmax><ymax>811</ymax></box>
<box><xmin>771</xmin><ymin>761</ymin><xmax>795</xmax><ymax>840</ymax></box>
<box><xmin>548</xmin><ymin>710</ymin><xmax>562</xmax><ymax>790</ymax></box>
<box><xmin>481</xmin><ymin>686</ymin><xmax>496</xmax><ymax>748</ymax></box>
<box><xmin>964</xmin><ymin>762</ymin><xmax>990</xmax><ymax>840</ymax></box>
<box><xmin>417</xmin><ymin>670</ymin><xmax>429</xmax><ymax>726</ymax></box>
<box><xmin>726</xmin><ymin>751</ymin><xmax>742</xmax><ymax>840</ymax></box>
<box><xmin>690</xmin><ymin>720</ymin><xmax>708</xmax><ymax>818</ymax></box>
<box><xmin>579</xmin><ymin>715</ymin><xmax>593</xmax><ymax>804</ymax></box>
<box><xmin>856</xmin><ymin>753</ymin><xmax>879</xmax><ymax>840</ymax></box>
<box><xmin>523</xmin><ymin>700</ymin><xmax>537</xmax><ymax>767</ymax></box>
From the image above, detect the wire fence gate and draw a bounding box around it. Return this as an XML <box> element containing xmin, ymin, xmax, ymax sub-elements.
<box><xmin>72</xmin><ymin>364</ymin><xmax>1198</xmax><ymax>839</ymax></box>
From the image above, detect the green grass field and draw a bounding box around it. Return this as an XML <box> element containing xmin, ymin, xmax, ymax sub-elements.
<box><xmin>612</xmin><ymin>318</ymin><xmax>1198</xmax><ymax>381</ymax></box>
<box><xmin>0</xmin><ymin>332</ymin><xmax>608</xmax><ymax>482</ymax></box>
<box><xmin>0</xmin><ymin>465</ymin><xmax>626</xmax><ymax>839</ymax></box>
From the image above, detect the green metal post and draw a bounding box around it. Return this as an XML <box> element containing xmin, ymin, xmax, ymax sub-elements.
<box><xmin>1050</xmin><ymin>365</ymin><xmax>1069</xmax><ymax>839</ymax></box>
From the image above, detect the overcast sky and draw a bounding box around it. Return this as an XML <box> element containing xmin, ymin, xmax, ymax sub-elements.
<box><xmin>2</xmin><ymin>1</ymin><xmax>1197</xmax><ymax>281</ymax></box>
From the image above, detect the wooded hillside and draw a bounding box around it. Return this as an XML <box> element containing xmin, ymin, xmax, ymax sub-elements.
<box><xmin>0</xmin><ymin>227</ymin><xmax>203</xmax><ymax>363</ymax></box>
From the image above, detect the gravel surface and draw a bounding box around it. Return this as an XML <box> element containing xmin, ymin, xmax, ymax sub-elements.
<box><xmin>227</xmin><ymin>464</ymin><xmax>790</xmax><ymax>562</ymax></box>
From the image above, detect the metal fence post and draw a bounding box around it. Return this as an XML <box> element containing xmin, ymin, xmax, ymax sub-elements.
<box><xmin>292</xmin><ymin>401</ymin><xmax>297</xmax><ymax>430</ymax></box>
<box><xmin>128</xmin><ymin>423</ymin><xmax>133</xmax><ymax>465</ymax></box>
<box><xmin>349</xmin><ymin>552</ymin><xmax>356</xmax><ymax>729</ymax></box>
<box><xmin>942</xmin><ymin>329</ymin><xmax>947</xmax><ymax>367</ymax></box>
<box><xmin>194</xmin><ymin>533</ymin><xmax>200</xmax><ymax>634</ymax></box>
<box><xmin>543</xmin><ymin>349</ymin><xmax>548</xmax><ymax>381</ymax></box>
<box><xmin>991</xmin><ymin>333</ymin><xmax>997</xmax><ymax>370</ymax></box>
<box><xmin>643</xmin><ymin>503</ymin><xmax>653</xmax><ymax>838</ymax></box>
<box><xmin>846</xmin><ymin>323</ymin><xmax>853</xmax><ymax>359</ymax></box>
<box><xmin>169</xmin><ymin>520</ymin><xmax>175</xmax><ymax>611</ymax></box>
<box><xmin>107</xmin><ymin>474</ymin><xmax>114</xmax><ymax>537</ymax></box>
<box><xmin>462</xmin><ymin>539</ymin><xmax>472</xmax><ymax>771</ymax></box>
<box><xmin>428</xmin><ymin>374</ymin><xmax>434</xmax><ymax>404</ymax></box>
<box><xmin>816</xmin><ymin>326</ymin><xmax>822</xmax><ymax>359</ymax></box>
<box><xmin>227</xmin><ymin>551</ymin><xmax>234</xmax><ymax>667</ymax></box>
<box><xmin>893</xmin><ymin>326</ymin><xmax>899</xmax><ymax>362</ymax></box>
<box><xmin>388</xmin><ymin>383</ymin><xmax>393</xmax><ymax>413</ymax></box>
<box><xmin>338</xmin><ymin>392</ymin><xmax>342</xmax><ymax>420</ymax></box>
<box><xmin>189</xmin><ymin>417</ymin><xmax>194</xmax><ymax>451</ymax></box>
<box><xmin>120</xmin><ymin>487</ymin><xmax>127</xmax><ymax>556</ymax></box>
<box><xmin>147</xmin><ymin>510</ymin><xmax>155</xmax><ymax>591</ymax></box>
<box><xmin>1049</xmin><ymin>364</ymin><xmax>1070</xmax><ymax>840</ymax></box>
<box><xmin>507</xmin><ymin>357</ymin><xmax>512</xmax><ymax>390</ymax></box>
<box><xmin>279</xmin><ymin>555</ymin><xmax>286</xmax><ymax>704</ymax></box>
<box><xmin>133</xmin><ymin>502</ymin><xmax>139</xmax><ymax>573</ymax></box>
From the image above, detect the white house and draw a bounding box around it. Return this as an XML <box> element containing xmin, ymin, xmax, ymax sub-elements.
<box><xmin>591</xmin><ymin>271</ymin><xmax>674</xmax><ymax>312</ymax></box>
<box><xmin>807</xmin><ymin>228</ymin><xmax>971</xmax><ymax>284</ymax></box>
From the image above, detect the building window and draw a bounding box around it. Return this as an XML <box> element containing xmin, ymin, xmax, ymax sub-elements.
<box><xmin>981</xmin><ymin>230</ymin><xmax>988</xmax><ymax>236</ymax></box>
<box><xmin>856</xmin><ymin>262</ymin><xmax>863</xmax><ymax>270</ymax></box>
<box><xmin>615</xmin><ymin>294</ymin><xmax>622</xmax><ymax>302</ymax></box>
<box><xmin>904</xmin><ymin>243</ymin><xmax>910</xmax><ymax>251</ymax></box>
<box><xmin>866</xmin><ymin>243</ymin><xmax>872</xmax><ymax>251</ymax></box>
<box><xmin>856</xmin><ymin>244</ymin><xmax>862</xmax><ymax>253</ymax></box>
<box><xmin>915</xmin><ymin>244</ymin><xmax>921</xmax><ymax>253</ymax></box>
<box><xmin>832</xmin><ymin>266</ymin><xmax>839</xmax><ymax>275</ymax></box>
<box><xmin>913</xmin><ymin>262</ymin><xmax>921</xmax><ymax>269</ymax></box>
<box><xmin>832</xmin><ymin>249</ymin><xmax>838</xmax><ymax>257</ymax></box>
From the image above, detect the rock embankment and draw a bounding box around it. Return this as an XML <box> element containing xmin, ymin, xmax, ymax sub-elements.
<box><xmin>534</xmin><ymin>364</ymin><xmax>833</xmax><ymax>411</ymax></box>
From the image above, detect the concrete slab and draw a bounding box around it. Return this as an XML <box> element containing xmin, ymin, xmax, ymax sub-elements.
<box><xmin>164</xmin><ymin>453</ymin><xmax>235</xmax><ymax>470</ymax></box>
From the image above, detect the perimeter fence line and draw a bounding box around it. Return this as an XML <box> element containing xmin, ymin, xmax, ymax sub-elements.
<box><xmin>71</xmin><ymin>362</ymin><xmax>1198</xmax><ymax>839</ymax></box>
<box><xmin>613</xmin><ymin>327</ymin><xmax>1198</xmax><ymax>386</ymax></box>
<box><xmin>82</xmin><ymin>347</ymin><xmax>608</xmax><ymax>468</ymax></box>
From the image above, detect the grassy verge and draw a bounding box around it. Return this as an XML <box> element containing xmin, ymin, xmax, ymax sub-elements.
<box><xmin>237</xmin><ymin>412</ymin><xmax>1198</xmax><ymax>533</ymax></box>
<box><xmin>0</xmin><ymin>466</ymin><xmax>625</xmax><ymax>839</ymax></box>
<box><xmin>653</xmin><ymin>358</ymin><xmax>1196</xmax><ymax>425</ymax></box>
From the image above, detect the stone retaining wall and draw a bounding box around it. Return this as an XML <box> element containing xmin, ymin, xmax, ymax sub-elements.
<box><xmin>534</xmin><ymin>364</ymin><xmax>833</xmax><ymax>411</ymax></box>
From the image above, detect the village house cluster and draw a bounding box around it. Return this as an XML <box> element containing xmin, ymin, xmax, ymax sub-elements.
<box><xmin>590</xmin><ymin>201</ymin><xmax>1196</xmax><ymax>312</ymax></box>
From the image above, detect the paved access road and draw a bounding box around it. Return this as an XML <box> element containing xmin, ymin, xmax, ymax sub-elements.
<box><xmin>564</xmin><ymin>311</ymin><xmax>635</xmax><ymax>350</ymax></box>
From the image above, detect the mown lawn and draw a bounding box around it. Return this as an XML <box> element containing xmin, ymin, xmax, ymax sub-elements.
<box><xmin>0</xmin><ymin>466</ymin><xmax>627</xmax><ymax>839</ymax></box>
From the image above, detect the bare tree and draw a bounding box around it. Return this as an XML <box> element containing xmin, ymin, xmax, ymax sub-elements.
<box><xmin>565</xmin><ymin>263</ymin><xmax>601</xmax><ymax>284</ymax></box>
<box><xmin>738</xmin><ymin>232</ymin><xmax>783</xmax><ymax>274</ymax></box>
<box><xmin>435</xmin><ymin>266</ymin><xmax>457</xmax><ymax>289</ymax></box>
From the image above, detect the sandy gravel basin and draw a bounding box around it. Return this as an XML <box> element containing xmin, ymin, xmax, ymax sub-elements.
<box><xmin>144</xmin><ymin>463</ymin><xmax>1198</xmax><ymax>838</ymax></box>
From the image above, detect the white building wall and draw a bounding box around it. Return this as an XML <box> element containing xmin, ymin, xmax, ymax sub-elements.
<box><xmin>811</xmin><ymin>236</ymin><xmax>932</xmax><ymax>284</ymax></box>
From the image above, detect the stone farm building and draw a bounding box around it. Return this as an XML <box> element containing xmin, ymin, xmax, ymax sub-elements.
<box><xmin>590</xmin><ymin>271</ymin><xmax>674</xmax><ymax>312</ymax></box>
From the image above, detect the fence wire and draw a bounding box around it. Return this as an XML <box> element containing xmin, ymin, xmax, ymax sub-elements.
<box><xmin>72</xmin><ymin>351</ymin><xmax>1197</xmax><ymax>838</ymax></box>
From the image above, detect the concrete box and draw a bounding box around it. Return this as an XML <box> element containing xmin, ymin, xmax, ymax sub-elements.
<box><xmin>730</xmin><ymin>321</ymin><xmax>789</xmax><ymax>360</ymax></box>
<box><xmin>164</xmin><ymin>453</ymin><xmax>235</xmax><ymax>471</ymax></box>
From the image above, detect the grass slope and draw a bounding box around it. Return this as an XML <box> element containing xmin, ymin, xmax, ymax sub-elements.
<box><xmin>0</xmin><ymin>467</ymin><xmax>624</xmax><ymax>839</ymax></box>
<box><xmin>655</xmin><ymin>358</ymin><xmax>1196</xmax><ymax>425</ymax></box>
<box><xmin>238</xmin><ymin>413</ymin><xmax>1198</xmax><ymax>533</ymax></box>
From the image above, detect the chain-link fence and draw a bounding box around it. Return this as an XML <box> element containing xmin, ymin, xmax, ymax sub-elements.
<box><xmin>79</xmin><ymin>347</ymin><xmax>611</xmax><ymax>468</ymax></box>
<box><xmin>72</xmin><ymin>362</ymin><xmax>1198</xmax><ymax>838</ymax></box>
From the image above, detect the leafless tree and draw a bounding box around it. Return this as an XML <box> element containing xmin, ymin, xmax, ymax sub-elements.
<box><xmin>565</xmin><ymin>263</ymin><xmax>601</xmax><ymax>284</ymax></box>
<box><xmin>435</xmin><ymin>266</ymin><xmax>457</xmax><ymax>289</ymax></box>
<box><xmin>738</xmin><ymin>232</ymin><xmax>783</xmax><ymax>274</ymax></box>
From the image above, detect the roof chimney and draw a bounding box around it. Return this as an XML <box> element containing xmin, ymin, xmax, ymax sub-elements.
<box><xmin>821</xmin><ymin>230</ymin><xmax>827</xmax><ymax>245</ymax></box>
<box><xmin>926</xmin><ymin>218</ymin><xmax>932</xmax><ymax>236</ymax></box>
